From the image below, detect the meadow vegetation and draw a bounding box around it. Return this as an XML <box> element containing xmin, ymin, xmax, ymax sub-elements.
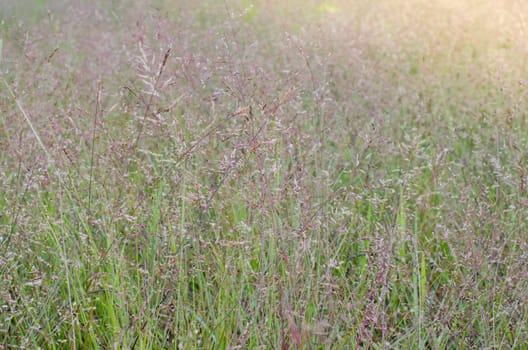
<box><xmin>1</xmin><ymin>0</ymin><xmax>528</xmax><ymax>348</ymax></box>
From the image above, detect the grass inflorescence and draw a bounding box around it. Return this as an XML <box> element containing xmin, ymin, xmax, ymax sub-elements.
<box><xmin>1</xmin><ymin>0</ymin><xmax>528</xmax><ymax>348</ymax></box>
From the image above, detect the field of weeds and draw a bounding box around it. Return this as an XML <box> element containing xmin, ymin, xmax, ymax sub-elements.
<box><xmin>1</xmin><ymin>0</ymin><xmax>528</xmax><ymax>348</ymax></box>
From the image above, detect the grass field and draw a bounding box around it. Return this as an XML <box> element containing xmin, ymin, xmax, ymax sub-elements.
<box><xmin>1</xmin><ymin>0</ymin><xmax>528</xmax><ymax>348</ymax></box>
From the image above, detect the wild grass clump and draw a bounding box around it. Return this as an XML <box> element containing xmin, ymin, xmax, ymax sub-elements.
<box><xmin>1</xmin><ymin>0</ymin><xmax>528</xmax><ymax>348</ymax></box>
